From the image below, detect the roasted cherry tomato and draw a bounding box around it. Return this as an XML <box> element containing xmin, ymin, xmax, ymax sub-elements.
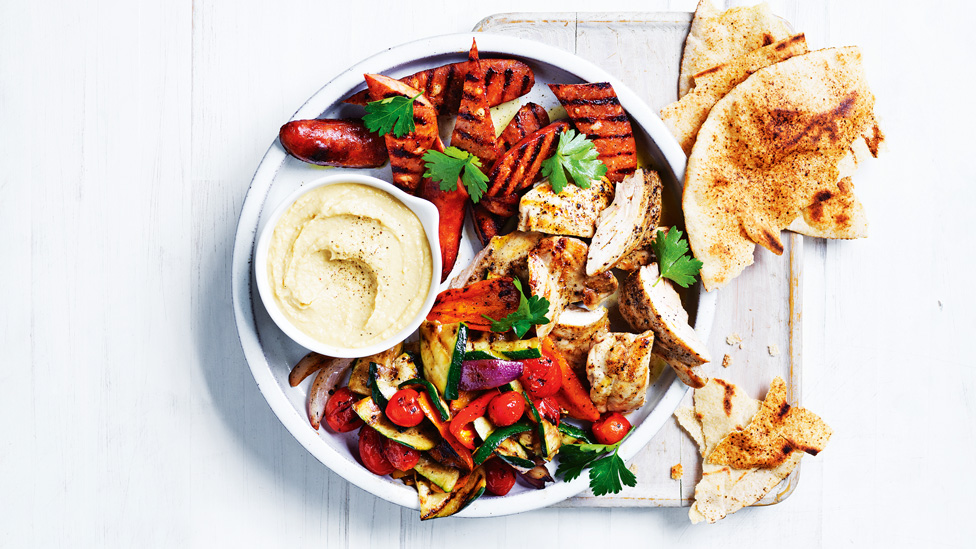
<box><xmin>592</xmin><ymin>412</ymin><xmax>631</xmax><ymax>445</ymax></box>
<box><xmin>487</xmin><ymin>392</ymin><xmax>525</xmax><ymax>427</ymax></box>
<box><xmin>385</xmin><ymin>388</ymin><xmax>424</xmax><ymax>428</ymax></box>
<box><xmin>484</xmin><ymin>457</ymin><xmax>517</xmax><ymax>496</ymax></box>
<box><xmin>518</xmin><ymin>356</ymin><xmax>561</xmax><ymax>398</ymax></box>
<box><xmin>382</xmin><ymin>438</ymin><xmax>421</xmax><ymax>471</ymax></box>
<box><xmin>358</xmin><ymin>426</ymin><xmax>395</xmax><ymax>476</ymax></box>
<box><xmin>533</xmin><ymin>396</ymin><xmax>560</xmax><ymax>425</ymax></box>
<box><xmin>325</xmin><ymin>386</ymin><xmax>365</xmax><ymax>433</ymax></box>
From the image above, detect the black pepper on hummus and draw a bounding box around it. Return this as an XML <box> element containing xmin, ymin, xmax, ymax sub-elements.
<box><xmin>267</xmin><ymin>183</ymin><xmax>433</xmax><ymax>349</ymax></box>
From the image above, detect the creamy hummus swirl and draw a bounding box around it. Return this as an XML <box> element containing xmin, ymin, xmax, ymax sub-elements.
<box><xmin>267</xmin><ymin>183</ymin><xmax>432</xmax><ymax>349</ymax></box>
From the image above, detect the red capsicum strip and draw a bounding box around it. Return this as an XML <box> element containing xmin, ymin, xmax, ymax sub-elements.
<box><xmin>448</xmin><ymin>391</ymin><xmax>498</xmax><ymax>450</ymax></box>
<box><xmin>417</xmin><ymin>391</ymin><xmax>475</xmax><ymax>470</ymax></box>
<box><xmin>542</xmin><ymin>337</ymin><xmax>601</xmax><ymax>422</ymax></box>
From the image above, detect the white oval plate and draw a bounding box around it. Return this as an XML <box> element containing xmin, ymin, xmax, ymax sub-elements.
<box><xmin>231</xmin><ymin>32</ymin><xmax>716</xmax><ymax>517</ymax></box>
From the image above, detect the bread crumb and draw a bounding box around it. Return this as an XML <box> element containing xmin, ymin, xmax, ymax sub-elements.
<box><xmin>768</xmin><ymin>344</ymin><xmax>780</xmax><ymax>356</ymax></box>
<box><xmin>726</xmin><ymin>333</ymin><xmax>742</xmax><ymax>346</ymax></box>
<box><xmin>722</xmin><ymin>354</ymin><xmax>732</xmax><ymax>368</ymax></box>
<box><xmin>671</xmin><ymin>464</ymin><xmax>683</xmax><ymax>480</ymax></box>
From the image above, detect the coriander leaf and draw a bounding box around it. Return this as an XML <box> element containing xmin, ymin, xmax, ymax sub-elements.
<box><xmin>482</xmin><ymin>278</ymin><xmax>550</xmax><ymax>338</ymax></box>
<box><xmin>554</xmin><ymin>444</ymin><xmax>600</xmax><ymax>482</ymax></box>
<box><xmin>588</xmin><ymin>452</ymin><xmax>637</xmax><ymax>496</ymax></box>
<box><xmin>363</xmin><ymin>93</ymin><xmax>420</xmax><ymax>137</ymax></box>
<box><xmin>650</xmin><ymin>228</ymin><xmax>703</xmax><ymax>288</ymax></box>
<box><xmin>555</xmin><ymin>434</ymin><xmax>635</xmax><ymax>496</ymax></box>
<box><xmin>422</xmin><ymin>147</ymin><xmax>489</xmax><ymax>203</ymax></box>
<box><xmin>540</xmin><ymin>129</ymin><xmax>607</xmax><ymax>193</ymax></box>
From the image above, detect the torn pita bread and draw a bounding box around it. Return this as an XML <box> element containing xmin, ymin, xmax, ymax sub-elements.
<box><xmin>683</xmin><ymin>46</ymin><xmax>881</xmax><ymax>290</ymax></box>
<box><xmin>678</xmin><ymin>0</ymin><xmax>791</xmax><ymax>98</ymax></box>
<box><xmin>708</xmin><ymin>377</ymin><xmax>832</xmax><ymax>469</ymax></box>
<box><xmin>675</xmin><ymin>378</ymin><xmax>806</xmax><ymax>524</ymax></box>
<box><xmin>787</xmin><ymin>176</ymin><xmax>868</xmax><ymax>238</ymax></box>
<box><xmin>665</xmin><ymin>33</ymin><xmax>808</xmax><ymax>155</ymax></box>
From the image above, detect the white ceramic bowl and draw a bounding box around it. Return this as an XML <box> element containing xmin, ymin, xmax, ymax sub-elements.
<box><xmin>253</xmin><ymin>173</ymin><xmax>442</xmax><ymax>358</ymax></box>
<box><xmin>232</xmin><ymin>32</ymin><xmax>716</xmax><ymax>518</ymax></box>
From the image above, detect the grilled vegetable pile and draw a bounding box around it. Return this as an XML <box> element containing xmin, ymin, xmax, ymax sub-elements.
<box><xmin>283</xmin><ymin>38</ymin><xmax>716</xmax><ymax>519</ymax></box>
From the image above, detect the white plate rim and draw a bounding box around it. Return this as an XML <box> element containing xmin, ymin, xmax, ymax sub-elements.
<box><xmin>231</xmin><ymin>32</ymin><xmax>717</xmax><ymax>517</ymax></box>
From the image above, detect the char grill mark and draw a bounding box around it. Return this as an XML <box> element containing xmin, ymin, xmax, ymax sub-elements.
<box><xmin>450</xmin><ymin>40</ymin><xmax>500</xmax><ymax>167</ymax></box>
<box><xmin>344</xmin><ymin>59</ymin><xmax>534</xmax><ymax>114</ymax></box>
<box><xmin>486</xmin><ymin>120</ymin><xmax>570</xmax><ymax>199</ymax></box>
<box><xmin>365</xmin><ymin>73</ymin><xmax>438</xmax><ymax>193</ymax></box>
<box><xmin>496</xmin><ymin>102</ymin><xmax>550</xmax><ymax>152</ymax></box>
<box><xmin>549</xmin><ymin>82</ymin><xmax>638</xmax><ymax>183</ymax></box>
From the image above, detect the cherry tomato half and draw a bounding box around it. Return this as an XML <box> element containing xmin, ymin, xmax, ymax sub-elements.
<box><xmin>518</xmin><ymin>357</ymin><xmax>561</xmax><ymax>398</ymax></box>
<box><xmin>385</xmin><ymin>388</ymin><xmax>424</xmax><ymax>428</ymax></box>
<box><xmin>533</xmin><ymin>396</ymin><xmax>560</xmax><ymax>425</ymax></box>
<box><xmin>382</xmin><ymin>438</ymin><xmax>421</xmax><ymax>471</ymax></box>
<box><xmin>358</xmin><ymin>426</ymin><xmax>395</xmax><ymax>476</ymax></box>
<box><xmin>325</xmin><ymin>387</ymin><xmax>365</xmax><ymax>433</ymax></box>
<box><xmin>488</xmin><ymin>392</ymin><xmax>525</xmax><ymax>427</ymax></box>
<box><xmin>592</xmin><ymin>412</ymin><xmax>631</xmax><ymax>445</ymax></box>
<box><xmin>484</xmin><ymin>457</ymin><xmax>517</xmax><ymax>496</ymax></box>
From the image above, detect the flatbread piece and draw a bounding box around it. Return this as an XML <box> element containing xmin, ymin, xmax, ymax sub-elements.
<box><xmin>678</xmin><ymin>0</ymin><xmax>791</xmax><ymax>97</ymax></box>
<box><xmin>683</xmin><ymin>46</ymin><xmax>880</xmax><ymax>290</ymax></box>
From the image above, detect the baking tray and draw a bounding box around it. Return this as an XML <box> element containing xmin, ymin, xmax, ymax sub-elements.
<box><xmin>475</xmin><ymin>11</ymin><xmax>803</xmax><ymax>508</ymax></box>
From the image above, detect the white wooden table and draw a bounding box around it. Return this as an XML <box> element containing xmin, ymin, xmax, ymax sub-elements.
<box><xmin>2</xmin><ymin>1</ymin><xmax>974</xmax><ymax>546</ymax></box>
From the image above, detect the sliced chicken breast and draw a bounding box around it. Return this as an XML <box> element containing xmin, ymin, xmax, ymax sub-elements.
<box><xmin>586</xmin><ymin>169</ymin><xmax>663</xmax><ymax>275</ymax></box>
<box><xmin>527</xmin><ymin>236</ymin><xmax>618</xmax><ymax>337</ymax></box>
<box><xmin>619</xmin><ymin>263</ymin><xmax>712</xmax><ymax>371</ymax></box>
<box><xmin>586</xmin><ymin>331</ymin><xmax>655</xmax><ymax>413</ymax></box>
<box><xmin>450</xmin><ymin>231</ymin><xmax>543</xmax><ymax>288</ymax></box>
<box><xmin>518</xmin><ymin>177</ymin><xmax>613</xmax><ymax>238</ymax></box>
<box><xmin>549</xmin><ymin>306</ymin><xmax>610</xmax><ymax>377</ymax></box>
<box><xmin>659</xmin><ymin>353</ymin><xmax>707</xmax><ymax>389</ymax></box>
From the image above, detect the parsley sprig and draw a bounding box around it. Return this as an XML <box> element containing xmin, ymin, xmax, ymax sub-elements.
<box><xmin>363</xmin><ymin>93</ymin><xmax>421</xmax><ymax>138</ymax></box>
<box><xmin>650</xmin><ymin>228</ymin><xmax>703</xmax><ymax>288</ymax></box>
<box><xmin>482</xmin><ymin>278</ymin><xmax>550</xmax><ymax>338</ymax></box>
<box><xmin>555</xmin><ymin>435</ymin><xmax>636</xmax><ymax>496</ymax></box>
<box><xmin>422</xmin><ymin>147</ymin><xmax>490</xmax><ymax>203</ymax></box>
<box><xmin>540</xmin><ymin>129</ymin><xmax>608</xmax><ymax>193</ymax></box>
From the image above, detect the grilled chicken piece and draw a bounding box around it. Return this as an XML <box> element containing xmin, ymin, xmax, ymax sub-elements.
<box><xmin>586</xmin><ymin>169</ymin><xmax>663</xmax><ymax>275</ymax></box>
<box><xmin>549</xmin><ymin>306</ymin><xmax>610</xmax><ymax>378</ymax></box>
<box><xmin>616</xmin><ymin>226</ymin><xmax>670</xmax><ymax>271</ymax></box>
<box><xmin>586</xmin><ymin>331</ymin><xmax>655</xmax><ymax>413</ymax></box>
<box><xmin>659</xmin><ymin>353</ymin><xmax>707</xmax><ymax>389</ymax></box>
<box><xmin>364</xmin><ymin>74</ymin><xmax>439</xmax><ymax>192</ymax></box>
<box><xmin>450</xmin><ymin>231</ymin><xmax>543</xmax><ymax>288</ymax></box>
<box><xmin>548</xmin><ymin>82</ymin><xmax>638</xmax><ymax>182</ymax></box>
<box><xmin>619</xmin><ymin>264</ymin><xmax>712</xmax><ymax>376</ymax></box>
<box><xmin>527</xmin><ymin>236</ymin><xmax>618</xmax><ymax>337</ymax></box>
<box><xmin>517</xmin><ymin>177</ymin><xmax>613</xmax><ymax>238</ymax></box>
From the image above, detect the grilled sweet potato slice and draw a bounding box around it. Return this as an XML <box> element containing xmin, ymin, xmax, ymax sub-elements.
<box><xmin>471</xmin><ymin>204</ymin><xmax>505</xmax><ymax>246</ymax></box>
<box><xmin>548</xmin><ymin>83</ymin><xmax>638</xmax><ymax>182</ymax></box>
<box><xmin>496</xmin><ymin>103</ymin><xmax>550</xmax><ymax>152</ymax></box>
<box><xmin>421</xmin><ymin>139</ymin><xmax>467</xmax><ymax>282</ymax></box>
<box><xmin>451</xmin><ymin>40</ymin><xmax>500</xmax><ymax>167</ymax></box>
<box><xmin>346</xmin><ymin>59</ymin><xmax>535</xmax><ymax>115</ymax></box>
<box><xmin>427</xmin><ymin>277</ymin><xmax>521</xmax><ymax>330</ymax></box>
<box><xmin>364</xmin><ymin>74</ymin><xmax>439</xmax><ymax>192</ymax></box>
<box><xmin>486</xmin><ymin>120</ymin><xmax>571</xmax><ymax>197</ymax></box>
<box><xmin>479</xmin><ymin>193</ymin><xmax>520</xmax><ymax>218</ymax></box>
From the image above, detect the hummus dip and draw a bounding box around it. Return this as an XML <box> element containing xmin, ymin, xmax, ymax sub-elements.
<box><xmin>267</xmin><ymin>183</ymin><xmax>433</xmax><ymax>349</ymax></box>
